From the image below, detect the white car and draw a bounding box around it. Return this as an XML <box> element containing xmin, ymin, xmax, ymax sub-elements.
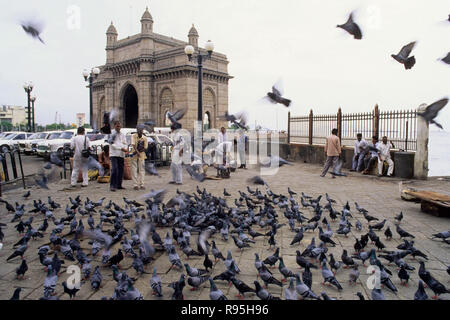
<box><xmin>36</xmin><ymin>132</ymin><xmax>64</xmax><ymax>158</ymax></box>
<box><xmin>23</xmin><ymin>131</ymin><xmax>59</xmax><ymax>155</ymax></box>
<box><xmin>0</xmin><ymin>132</ymin><xmax>32</xmax><ymax>151</ymax></box>
<box><xmin>17</xmin><ymin>132</ymin><xmax>45</xmax><ymax>154</ymax></box>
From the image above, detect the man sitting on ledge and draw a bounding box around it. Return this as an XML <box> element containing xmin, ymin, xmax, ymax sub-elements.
<box><xmin>377</xmin><ymin>136</ymin><xmax>395</xmax><ymax>177</ymax></box>
<box><xmin>362</xmin><ymin>136</ymin><xmax>379</xmax><ymax>175</ymax></box>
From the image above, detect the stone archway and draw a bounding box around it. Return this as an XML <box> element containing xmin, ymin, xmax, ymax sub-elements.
<box><xmin>123</xmin><ymin>84</ymin><xmax>138</xmax><ymax>128</ymax></box>
<box><xmin>203</xmin><ymin>88</ymin><xmax>216</xmax><ymax>128</ymax></box>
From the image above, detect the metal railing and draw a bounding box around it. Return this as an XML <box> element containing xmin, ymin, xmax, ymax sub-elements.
<box><xmin>288</xmin><ymin>105</ymin><xmax>418</xmax><ymax>151</ymax></box>
<box><xmin>0</xmin><ymin>147</ymin><xmax>26</xmax><ymax>196</ymax></box>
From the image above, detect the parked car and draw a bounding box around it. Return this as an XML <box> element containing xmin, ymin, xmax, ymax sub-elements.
<box><xmin>0</xmin><ymin>132</ymin><xmax>32</xmax><ymax>151</ymax></box>
<box><xmin>36</xmin><ymin>132</ymin><xmax>64</xmax><ymax>158</ymax></box>
<box><xmin>23</xmin><ymin>131</ymin><xmax>58</xmax><ymax>155</ymax></box>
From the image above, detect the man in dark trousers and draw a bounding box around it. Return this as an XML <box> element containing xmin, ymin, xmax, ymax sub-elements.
<box><xmin>321</xmin><ymin>128</ymin><xmax>342</xmax><ymax>178</ymax></box>
<box><xmin>109</xmin><ymin>121</ymin><xmax>128</xmax><ymax>192</ymax></box>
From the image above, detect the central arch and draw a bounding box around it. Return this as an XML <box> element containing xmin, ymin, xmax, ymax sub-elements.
<box><xmin>123</xmin><ymin>84</ymin><xmax>138</xmax><ymax>128</ymax></box>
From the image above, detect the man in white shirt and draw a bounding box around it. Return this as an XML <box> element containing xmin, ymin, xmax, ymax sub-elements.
<box><xmin>351</xmin><ymin>133</ymin><xmax>368</xmax><ymax>172</ymax></box>
<box><xmin>218</xmin><ymin>127</ymin><xmax>227</xmax><ymax>145</ymax></box>
<box><xmin>169</xmin><ymin>124</ymin><xmax>184</xmax><ymax>185</ymax></box>
<box><xmin>70</xmin><ymin>127</ymin><xmax>90</xmax><ymax>187</ymax></box>
<box><xmin>109</xmin><ymin>121</ymin><xmax>128</xmax><ymax>191</ymax></box>
<box><xmin>377</xmin><ymin>136</ymin><xmax>395</xmax><ymax>177</ymax></box>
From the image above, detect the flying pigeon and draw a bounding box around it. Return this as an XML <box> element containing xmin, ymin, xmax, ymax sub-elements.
<box><xmin>391</xmin><ymin>42</ymin><xmax>417</xmax><ymax>70</ymax></box>
<box><xmin>337</xmin><ymin>11</ymin><xmax>362</xmax><ymax>39</ymax></box>
<box><xmin>21</xmin><ymin>20</ymin><xmax>45</xmax><ymax>44</ymax></box>
<box><xmin>418</xmin><ymin>98</ymin><xmax>448</xmax><ymax>130</ymax></box>
<box><xmin>266</xmin><ymin>80</ymin><xmax>291</xmax><ymax>107</ymax></box>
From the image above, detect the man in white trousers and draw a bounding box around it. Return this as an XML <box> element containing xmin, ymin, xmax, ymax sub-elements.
<box><xmin>131</xmin><ymin>125</ymin><xmax>148</xmax><ymax>190</ymax></box>
<box><xmin>169</xmin><ymin>124</ymin><xmax>184</xmax><ymax>185</ymax></box>
<box><xmin>70</xmin><ymin>127</ymin><xmax>90</xmax><ymax>187</ymax></box>
<box><xmin>377</xmin><ymin>136</ymin><xmax>395</xmax><ymax>177</ymax></box>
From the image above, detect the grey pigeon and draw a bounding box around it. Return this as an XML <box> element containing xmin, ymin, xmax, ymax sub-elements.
<box><xmin>391</xmin><ymin>42</ymin><xmax>417</xmax><ymax>70</ymax></box>
<box><xmin>337</xmin><ymin>11</ymin><xmax>362</xmax><ymax>39</ymax></box>
<box><xmin>418</xmin><ymin>98</ymin><xmax>448</xmax><ymax>130</ymax></box>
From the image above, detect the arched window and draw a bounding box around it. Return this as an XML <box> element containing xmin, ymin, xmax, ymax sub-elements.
<box><xmin>160</xmin><ymin>88</ymin><xmax>174</xmax><ymax>126</ymax></box>
<box><xmin>164</xmin><ymin>111</ymin><xmax>171</xmax><ymax>127</ymax></box>
<box><xmin>203</xmin><ymin>88</ymin><xmax>215</xmax><ymax>128</ymax></box>
<box><xmin>204</xmin><ymin>112</ymin><xmax>211</xmax><ymax>130</ymax></box>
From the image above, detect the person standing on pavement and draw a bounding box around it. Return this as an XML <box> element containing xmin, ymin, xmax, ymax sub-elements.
<box><xmin>377</xmin><ymin>136</ymin><xmax>395</xmax><ymax>177</ymax></box>
<box><xmin>131</xmin><ymin>125</ymin><xmax>148</xmax><ymax>190</ymax></box>
<box><xmin>169</xmin><ymin>124</ymin><xmax>184</xmax><ymax>185</ymax></box>
<box><xmin>70</xmin><ymin>127</ymin><xmax>90</xmax><ymax>188</ymax></box>
<box><xmin>109</xmin><ymin>121</ymin><xmax>128</xmax><ymax>192</ymax></box>
<box><xmin>321</xmin><ymin>128</ymin><xmax>342</xmax><ymax>178</ymax></box>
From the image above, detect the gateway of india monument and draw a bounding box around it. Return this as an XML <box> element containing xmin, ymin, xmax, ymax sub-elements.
<box><xmin>92</xmin><ymin>7</ymin><xmax>232</xmax><ymax>132</ymax></box>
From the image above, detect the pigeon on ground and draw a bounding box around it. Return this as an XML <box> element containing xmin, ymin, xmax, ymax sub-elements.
<box><xmin>414</xmin><ymin>280</ymin><xmax>428</xmax><ymax>300</ymax></box>
<box><xmin>321</xmin><ymin>261</ymin><xmax>343</xmax><ymax>291</ymax></box>
<box><xmin>231</xmin><ymin>277</ymin><xmax>256</xmax><ymax>299</ymax></box>
<box><xmin>150</xmin><ymin>268</ymin><xmax>163</xmax><ymax>297</ymax></box>
<box><xmin>62</xmin><ymin>281</ymin><xmax>80</xmax><ymax>299</ymax></box>
<box><xmin>371</xmin><ymin>288</ymin><xmax>385</xmax><ymax>300</ymax></box>
<box><xmin>208</xmin><ymin>278</ymin><xmax>227</xmax><ymax>300</ymax></box>
<box><xmin>254</xmin><ymin>280</ymin><xmax>281</xmax><ymax>300</ymax></box>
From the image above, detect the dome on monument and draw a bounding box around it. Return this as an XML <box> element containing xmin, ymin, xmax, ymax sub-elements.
<box><xmin>106</xmin><ymin>22</ymin><xmax>117</xmax><ymax>34</ymax></box>
<box><xmin>188</xmin><ymin>24</ymin><xmax>198</xmax><ymax>37</ymax></box>
<box><xmin>141</xmin><ymin>7</ymin><xmax>153</xmax><ymax>21</ymax></box>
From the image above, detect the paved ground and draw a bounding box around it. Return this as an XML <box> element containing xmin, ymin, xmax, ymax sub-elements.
<box><xmin>0</xmin><ymin>161</ymin><xmax>449</xmax><ymax>300</ymax></box>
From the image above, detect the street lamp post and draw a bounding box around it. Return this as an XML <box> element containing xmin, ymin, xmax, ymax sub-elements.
<box><xmin>82</xmin><ymin>67</ymin><xmax>100</xmax><ymax>128</ymax></box>
<box><xmin>23</xmin><ymin>81</ymin><xmax>34</xmax><ymax>132</ymax></box>
<box><xmin>184</xmin><ymin>40</ymin><xmax>215</xmax><ymax>159</ymax></box>
<box><xmin>30</xmin><ymin>96</ymin><xmax>36</xmax><ymax>132</ymax></box>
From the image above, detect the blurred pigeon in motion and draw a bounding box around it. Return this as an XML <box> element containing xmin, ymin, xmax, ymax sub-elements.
<box><xmin>259</xmin><ymin>155</ymin><xmax>292</xmax><ymax>168</ymax></box>
<box><xmin>21</xmin><ymin>19</ymin><xmax>45</xmax><ymax>44</ymax></box>
<box><xmin>337</xmin><ymin>11</ymin><xmax>362</xmax><ymax>39</ymax></box>
<box><xmin>167</xmin><ymin>108</ymin><xmax>187</xmax><ymax>129</ymax></box>
<box><xmin>184</xmin><ymin>165</ymin><xmax>205</xmax><ymax>182</ymax></box>
<box><xmin>391</xmin><ymin>41</ymin><xmax>417</xmax><ymax>70</ymax></box>
<box><xmin>247</xmin><ymin>176</ymin><xmax>267</xmax><ymax>186</ymax></box>
<box><xmin>87</xmin><ymin>156</ymin><xmax>105</xmax><ymax>176</ymax></box>
<box><xmin>219</xmin><ymin>111</ymin><xmax>249</xmax><ymax>130</ymax></box>
<box><xmin>439</xmin><ymin>52</ymin><xmax>450</xmax><ymax>64</ymax></box>
<box><xmin>265</xmin><ymin>80</ymin><xmax>291</xmax><ymax>107</ymax></box>
<box><xmin>418</xmin><ymin>98</ymin><xmax>448</xmax><ymax>130</ymax></box>
<box><xmin>145</xmin><ymin>162</ymin><xmax>160</xmax><ymax>177</ymax></box>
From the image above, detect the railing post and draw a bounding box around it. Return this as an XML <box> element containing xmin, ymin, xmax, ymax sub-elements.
<box><xmin>405</xmin><ymin>120</ymin><xmax>408</xmax><ymax>152</ymax></box>
<box><xmin>308</xmin><ymin>109</ymin><xmax>313</xmax><ymax>145</ymax></box>
<box><xmin>337</xmin><ymin>107</ymin><xmax>342</xmax><ymax>142</ymax></box>
<box><xmin>287</xmin><ymin>111</ymin><xmax>291</xmax><ymax>144</ymax></box>
<box><xmin>414</xmin><ymin>104</ymin><xmax>429</xmax><ymax>180</ymax></box>
<box><xmin>373</xmin><ymin>104</ymin><xmax>379</xmax><ymax>138</ymax></box>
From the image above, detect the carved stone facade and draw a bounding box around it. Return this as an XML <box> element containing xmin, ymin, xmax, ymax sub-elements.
<box><xmin>92</xmin><ymin>7</ymin><xmax>232</xmax><ymax>132</ymax></box>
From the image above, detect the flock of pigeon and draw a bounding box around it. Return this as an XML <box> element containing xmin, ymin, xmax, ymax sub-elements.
<box><xmin>1</xmin><ymin>178</ymin><xmax>449</xmax><ymax>300</ymax></box>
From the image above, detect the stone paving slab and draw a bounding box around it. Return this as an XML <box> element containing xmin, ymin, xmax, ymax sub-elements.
<box><xmin>0</xmin><ymin>162</ymin><xmax>449</xmax><ymax>300</ymax></box>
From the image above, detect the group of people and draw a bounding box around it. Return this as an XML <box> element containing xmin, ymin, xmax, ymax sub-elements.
<box><xmin>70</xmin><ymin>122</ymin><xmax>249</xmax><ymax>189</ymax></box>
<box><xmin>70</xmin><ymin>121</ymin><xmax>149</xmax><ymax>191</ymax></box>
<box><xmin>321</xmin><ymin>129</ymin><xmax>395</xmax><ymax>178</ymax></box>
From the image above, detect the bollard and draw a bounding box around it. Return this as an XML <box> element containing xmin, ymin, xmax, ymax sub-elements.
<box><xmin>414</xmin><ymin>104</ymin><xmax>429</xmax><ymax>180</ymax></box>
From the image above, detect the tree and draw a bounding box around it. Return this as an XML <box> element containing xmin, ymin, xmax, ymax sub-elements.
<box><xmin>0</xmin><ymin>121</ymin><xmax>13</xmax><ymax>132</ymax></box>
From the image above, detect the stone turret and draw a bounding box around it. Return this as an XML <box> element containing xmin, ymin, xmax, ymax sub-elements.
<box><xmin>141</xmin><ymin>7</ymin><xmax>153</xmax><ymax>34</ymax></box>
<box><xmin>188</xmin><ymin>24</ymin><xmax>199</xmax><ymax>47</ymax></box>
<box><xmin>106</xmin><ymin>22</ymin><xmax>117</xmax><ymax>63</ymax></box>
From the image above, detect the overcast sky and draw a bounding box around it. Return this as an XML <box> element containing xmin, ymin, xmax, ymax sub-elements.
<box><xmin>0</xmin><ymin>0</ymin><xmax>448</xmax><ymax>132</ymax></box>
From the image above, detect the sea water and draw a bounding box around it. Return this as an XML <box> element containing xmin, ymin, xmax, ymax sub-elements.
<box><xmin>428</xmin><ymin>130</ymin><xmax>450</xmax><ymax>177</ymax></box>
